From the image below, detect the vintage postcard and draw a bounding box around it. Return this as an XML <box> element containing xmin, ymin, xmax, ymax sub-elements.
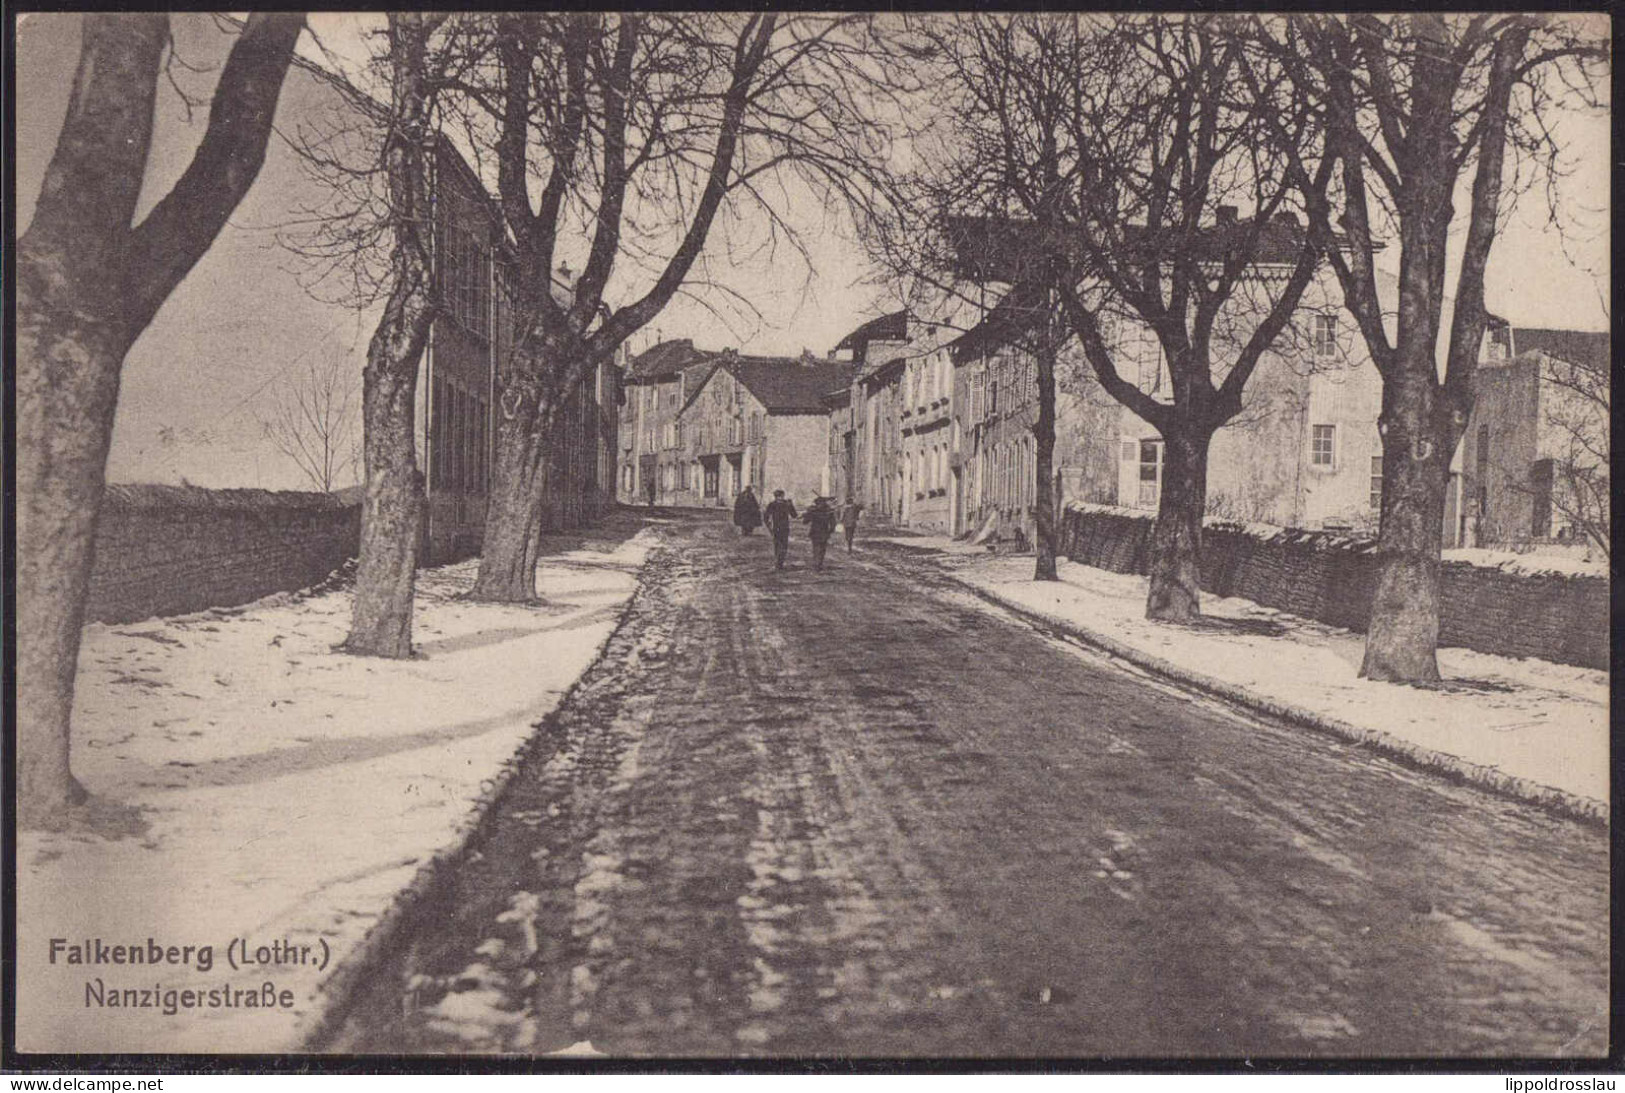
<box><xmin>9</xmin><ymin>10</ymin><xmax>1611</xmax><ymax>1065</ymax></box>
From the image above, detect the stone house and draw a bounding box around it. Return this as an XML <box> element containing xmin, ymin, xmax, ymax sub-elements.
<box><xmin>1463</xmin><ymin>328</ymin><xmax>1609</xmax><ymax>549</ymax></box>
<box><xmin>615</xmin><ymin>338</ymin><xmax>715</xmax><ymax>506</ymax></box>
<box><xmin>673</xmin><ymin>351</ymin><xmax>851</xmax><ymax>509</ymax></box>
<box><xmin>828</xmin><ymin>312</ymin><xmax>909</xmax><ymax>523</ymax></box>
<box><xmin>827</xmin><ymin>307</ymin><xmax>977</xmax><ymax>533</ymax></box>
<box><xmin>937</xmin><ymin>213</ymin><xmax>1519</xmax><ymax>547</ymax></box>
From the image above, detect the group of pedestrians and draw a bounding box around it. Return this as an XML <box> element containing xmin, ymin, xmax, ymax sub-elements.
<box><xmin>732</xmin><ymin>485</ymin><xmax>862</xmax><ymax>571</ymax></box>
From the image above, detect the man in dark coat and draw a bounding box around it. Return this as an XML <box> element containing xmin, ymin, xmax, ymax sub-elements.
<box><xmin>805</xmin><ymin>496</ymin><xmax>837</xmax><ymax>571</ymax></box>
<box><xmin>733</xmin><ymin>485</ymin><xmax>762</xmax><ymax>536</ymax></box>
<box><xmin>763</xmin><ymin>489</ymin><xmax>797</xmax><ymax>569</ymax></box>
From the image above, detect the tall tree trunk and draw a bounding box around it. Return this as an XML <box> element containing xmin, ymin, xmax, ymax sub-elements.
<box><xmin>1145</xmin><ymin>426</ymin><xmax>1212</xmax><ymax>622</ymax></box>
<box><xmin>1360</xmin><ymin>367</ymin><xmax>1456</xmax><ymax>682</ymax></box>
<box><xmin>16</xmin><ymin>297</ymin><xmax>131</xmax><ymax>824</ymax></box>
<box><xmin>16</xmin><ymin>13</ymin><xmax>300</xmax><ymax>826</ymax></box>
<box><xmin>343</xmin><ymin>294</ymin><xmax>433</xmax><ymax>656</ymax></box>
<box><xmin>471</xmin><ymin>379</ymin><xmax>550</xmax><ymax>602</ymax></box>
<box><xmin>1032</xmin><ymin>317</ymin><xmax>1059</xmax><ymax>582</ymax></box>
<box><xmin>340</xmin><ymin>11</ymin><xmax>440</xmax><ymax>658</ymax></box>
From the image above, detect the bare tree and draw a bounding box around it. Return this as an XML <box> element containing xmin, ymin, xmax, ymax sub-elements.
<box><xmin>17</xmin><ymin>13</ymin><xmax>304</xmax><ymax>826</ymax></box>
<box><xmin>443</xmin><ymin>13</ymin><xmax>901</xmax><ymax>602</ymax></box>
<box><xmin>1508</xmin><ymin>345</ymin><xmax>1610</xmax><ymax>558</ymax></box>
<box><xmin>258</xmin><ymin>350</ymin><xmax>361</xmax><ymax>492</ymax></box>
<box><xmin>882</xmin><ymin>14</ymin><xmax>1332</xmax><ymax>617</ymax></box>
<box><xmin>1255</xmin><ymin>14</ymin><xmax>1608</xmax><ymax>680</ymax></box>
<box><xmin>338</xmin><ymin>13</ymin><xmax>447</xmax><ymax>658</ymax></box>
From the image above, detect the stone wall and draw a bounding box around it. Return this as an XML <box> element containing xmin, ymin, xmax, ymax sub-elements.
<box><xmin>86</xmin><ymin>485</ymin><xmax>361</xmax><ymax>625</ymax></box>
<box><xmin>1058</xmin><ymin>504</ymin><xmax>1608</xmax><ymax>670</ymax></box>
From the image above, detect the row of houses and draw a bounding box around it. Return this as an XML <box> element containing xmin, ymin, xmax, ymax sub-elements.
<box><xmin>614</xmin><ymin>341</ymin><xmax>849</xmax><ymax>509</ymax></box>
<box><xmin>619</xmin><ymin>211</ymin><xmax>1605</xmax><ymax>555</ymax></box>
<box><xmin>820</xmin><ymin>259</ymin><xmax>1605</xmax><ymax>551</ymax></box>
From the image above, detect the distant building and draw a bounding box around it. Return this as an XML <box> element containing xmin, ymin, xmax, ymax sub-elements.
<box><xmin>676</xmin><ymin>352</ymin><xmax>851</xmax><ymax>508</ymax></box>
<box><xmin>826</xmin><ymin>307</ymin><xmax>973</xmax><ymax>533</ymax></box>
<box><xmin>616</xmin><ymin>338</ymin><xmax>715</xmax><ymax>506</ymax></box>
<box><xmin>830</xmin><ymin>312</ymin><xmax>910</xmax><ymax>523</ymax></box>
<box><xmin>618</xmin><ymin>344</ymin><xmax>850</xmax><ymax>508</ymax></box>
<box><xmin>1464</xmin><ymin>327</ymin><xmax>1609</xmax><ymax>550</ymax></box>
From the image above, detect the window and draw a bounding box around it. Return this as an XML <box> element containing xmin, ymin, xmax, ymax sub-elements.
<box><xmin>1369</xmin><ymin>455</ymin><xmax>1383</xmax><ymax>510</ymax></box>
<box><xmin>1138</xmin><ymin>439</ymin><xmax>1162</xmax><ymax>507</ymax></box>
<box><xmin>1312</xmin><ymin>314</ymin><xmax>1337</xmax><ymax>360</ymax></box>
<box><xmin>1311</xmin><ymin>424</ymin><xmax>1336</xmax><ymax>468</ymax></box>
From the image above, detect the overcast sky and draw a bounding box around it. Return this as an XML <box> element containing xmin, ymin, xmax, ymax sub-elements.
<box><xmin>293</xmin><ymin>12</ymin><xmax>1611</xmax><ymax>357</ymax></box>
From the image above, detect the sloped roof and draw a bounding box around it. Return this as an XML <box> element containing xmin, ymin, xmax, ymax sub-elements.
<box><xmin>835</xmin><ymin>310</ymin><xmax>909</xmax><ymax>352</ymax></box>
<box><xmin>1514</xmin><ymin>328</ymin><xmax>1609</xmax><ymax>373</ymax></box>
<box><xmin>627</xmin><ymin>338</ymin><xmax>710</xmax><ymax>380</ymax></box>
<box><xmin>730</xmin><ymin>357</ymin><xmax>852</xmax><ymax>414</ymax></box>
<box><xmin>680</xmin><ymin>355</ymin><xmax>853</xmax><ymax>416</ymax></box>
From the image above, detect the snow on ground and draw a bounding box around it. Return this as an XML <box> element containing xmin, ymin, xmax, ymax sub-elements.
<box><xmin>15</xmin><ymin>530</ymin><xmax>656</xmax><ymax>1054</ymax></box>
<box><xmin>1440</xmin><ymin>546</ymin><xmax>1608</xmax><ymax>579</ymax></box>
<box><xmin>886</xmin><ymin>536</ymin><xmax>1608</xmax><ymax>808</ymax></box>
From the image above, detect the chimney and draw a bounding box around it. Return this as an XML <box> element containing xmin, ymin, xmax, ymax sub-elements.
<box><xmin>1217</xmin><ymin>205</ymin><xmax>1238</xmax><ymax>225</ymax></box>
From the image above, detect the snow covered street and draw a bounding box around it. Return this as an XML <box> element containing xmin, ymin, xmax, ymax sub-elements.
<box><xmin>15</xmin><ymin>518</ymin><xmax>658</xmax><ymax>1053</ymax></box>
<box><xmin>870</xmin><ymin>535</ymin><xmax>1609</xmax><ymax>814</ymax></box>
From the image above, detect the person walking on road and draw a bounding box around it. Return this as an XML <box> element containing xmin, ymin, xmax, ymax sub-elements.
<box><xmin>733</xmin><ymin>485</ymin><xmax>762</xmax><ymax>537</ymax></box>
<box><xmin>763</xmin><ymin>489</ymin><xmax>797</xmax><ymax>569</ymax></box>
<box><xmin>839</xmin><ymin>496</ymin><xmax>864</xmax><ymax>553</ymax></box>
<box><xmin>805</xmin><ymin>496</ymin><xmax>838</xmax><ymax>571</ymax></box>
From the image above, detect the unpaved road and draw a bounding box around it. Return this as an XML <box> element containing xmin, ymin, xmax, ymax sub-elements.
<box><xmin>327</xmin><ymin>511</ymin><xmax>1608</xmax><ymax>1058</ymax></box>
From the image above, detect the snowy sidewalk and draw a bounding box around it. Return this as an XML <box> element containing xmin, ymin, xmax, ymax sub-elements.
<box><xmin>871</xmin><ymin>535</ymin><xmax>1608</xmax><ymax>822</ymax></box>
<box><xmin>16</xmin><ymin>528</ymin><xmax>658</xmax><ymax>1054</ymax></box>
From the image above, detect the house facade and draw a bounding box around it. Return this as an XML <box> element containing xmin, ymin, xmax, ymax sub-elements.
<box><xmin>615</xmin><ymin>338</ymin><xmax>714</xmax><ymax>506</ymax></box>
<box><xmin>676</xmin><ymin>353</ymin><xmax>848</xmax><ymax>508</ymax></box>
<box><xmin>418</xmin><ymin>139</ymin><xmax>623</xmax><ymax>563</ymax></box>
<box><xmin>619</xmin><ymin>346</ymin><xmax>848</xmax><ymax>509</ymax></box>
<box><xmin>1463</xmin><ymin>328</ymin><xmax>1609</xmax><ymax>550</ymax></box>
<box><xmin>828</xmin><ymin>312</ymin><xmax>909</xmax><ymax>523</ymax></box>
<box><xmin>826</xmin><ymin>308</ymin><xmax>974</xmax><ymax>533</ymax></box>
<box><xmin>948</xmin><ymin>285</ymin><xmax>1120</xmax><ymax>544</ymax></box>
<box><xmin>928</xmin><ymin>214</ymin><xmax>1523</xmax><ymax>548</ymax></box>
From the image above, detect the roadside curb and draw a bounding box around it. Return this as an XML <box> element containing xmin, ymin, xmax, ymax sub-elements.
<box><xmin>933</xmin><ymin>564</ymin><xmax>1607</xmax><ymax>830</ymax></box>
<box><xmin>294</xmin><ymin>540</ymin><xmax>666</xmax><ymax>1052</ymax></box>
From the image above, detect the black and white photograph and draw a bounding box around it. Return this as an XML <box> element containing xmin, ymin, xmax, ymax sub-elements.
<box><xmin>9</xmin><ymin>9</ymin><xmax>1613</xmax><ymax>1066</ymax></box>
